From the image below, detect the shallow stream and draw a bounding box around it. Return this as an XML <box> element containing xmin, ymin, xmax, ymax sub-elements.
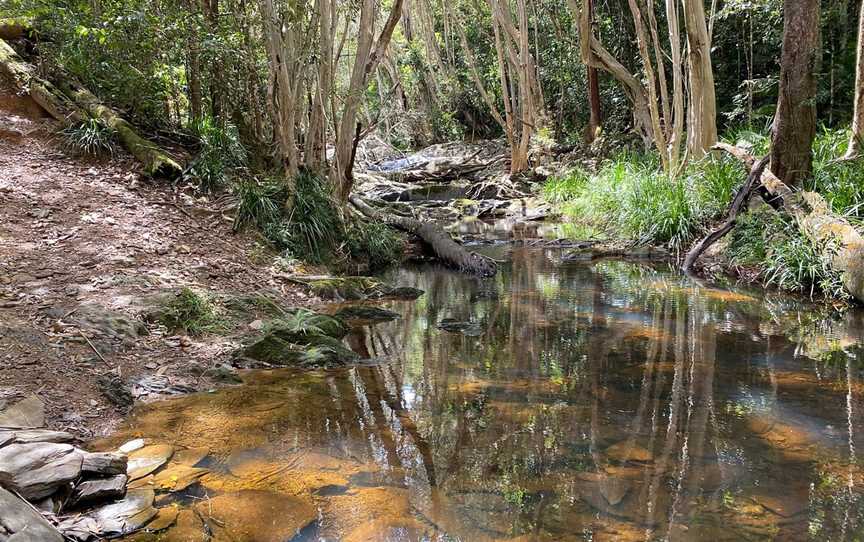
<box><xmin>107</xmin><ymin>246</ymin><xmax>864</xmax><ymax>541</ymax></box>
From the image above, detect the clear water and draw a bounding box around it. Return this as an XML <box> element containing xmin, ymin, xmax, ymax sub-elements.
<box><xmin>108</xmin><ymin>247</ymin><xmax>864</xmax><ymax>541</ymax></box>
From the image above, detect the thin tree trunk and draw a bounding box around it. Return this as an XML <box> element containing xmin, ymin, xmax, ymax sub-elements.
<box><xmin>846</xmin><ymin>3</ymin><xmax>864</xmax><ymax>159</ymax></box>
<box><xmin>769</xmin><ymin>0</ymin><xmax>820</xmax><ymax>186</ymax></box>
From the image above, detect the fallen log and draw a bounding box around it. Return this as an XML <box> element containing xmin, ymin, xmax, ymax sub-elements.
<box><xmin>56</xmin><ymin>80</ymin><xmax>182</xmax><ymax>178</ymax></box>
<box><xmin>0</xmin><ymin>39</ymin><xmax>86</xmax><ymax>122</ymax></box>
<box><xmin>349</xmin><ymin>195</ymin><xmax>498</xmax><ymax>276</ymax></box>
<box><xmin>682</xmin><ymin>155</ymin><xmax>770</xmax><ymax>273</ymax></box>
<box><xmin>713</xmin><ymin>142</ymin><xmax>864</xmax><ymax>303</ymax></box>
<box><xmin>0</xmin><ymin>38</ymin><xmax>181</xmax><ymax>178</ymax></box>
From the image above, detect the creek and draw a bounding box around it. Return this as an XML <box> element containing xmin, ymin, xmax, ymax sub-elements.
<box><xmin>103</xmin><ymin>245</ymin><xmax>864</xmax><ymax>541</ymax></box>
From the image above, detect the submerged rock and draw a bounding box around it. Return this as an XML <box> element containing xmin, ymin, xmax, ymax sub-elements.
<box><xmin>437</xmin><ymin>318</ymin><xmax>483</xmax><ymax>337</ymax></box>
<box><xmin>194</xmin><ymin>489</ymin><xmax>317</xmax><ymax>542</ymax></box>
<box><xmin>336</xmin><ymin>305</ymin><xmax>400</xmax><ymax>323</ymax></box>
<box><xmin>127</xmin><ymin>444</ymin><xmax>174</xmax><ymax>480</ymax></box>
<box><xmin>0</xmin><ymin>486</ymin><xmax>64</xmax><ymax>541</ymax></box>
<box><xmin>0</xmin><ymin>442</ymin><xmax>83</xmax><ymax>499</ymax></box>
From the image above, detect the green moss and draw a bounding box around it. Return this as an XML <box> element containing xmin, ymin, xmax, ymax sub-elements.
<box><xmin>155</xmin><ymin>288</ymin><xmax>223</xmax><ymax>335</ymax></box>
<box><xmin>335</xmin><ymin>305</ymin><xmax>400</xmax><ymax>323</ymax></box>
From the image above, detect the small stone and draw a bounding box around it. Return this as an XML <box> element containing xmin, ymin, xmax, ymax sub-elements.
<box><xmin>249</xmin><ymin>319</ymin><xmax>265</xmax><ymax>330</ymax></box>
<box><xmin>118</xmin><ymin>438</ymin><xmax>145</xmax><ymax>454</ymax></box>
<box><xmin>69</xmin><ymin>474</ymin><xmax>128</xmax><ymax>507</ymax></box>
<box><xmin>145</xmin><ymin>362</ymin><xmax>158</xmax><ymax>370</ymax></box>
<box><xmin>82</xmin><ymin>452</ymin><xmax>128</xmax><ymax>475</ymax></box>
<box><xmin>89</xmin><ymin>399</ymin><xmax>98</xmax><ymax>407</ymax></box>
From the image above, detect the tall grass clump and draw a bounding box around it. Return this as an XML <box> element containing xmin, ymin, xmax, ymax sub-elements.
<box><xmin>344</xmin><ymin>219</ymin><xmax>404</xmax><ymax>271</ymax></box>
<box><xmin>262</xmin><ymin>170</ymin><xmax>343</xmax><ymax>264</ymax></box>
<box><xmin>729</xmin><ymin>208</ymin><xmax>848</xmax><ymax>300</ymax></box>
<box><xmin>60</xmin><ymin>118</ymin><xmax>117</xmax><ymax>156</ymax></box>
<box><xmin>808</xmin><ymin>128</ymin><xmax>864</xmax><ymax>219</ymax></box>
<box><xmin>233</xmin><ymin>178</ymin><xmax>285</xmax><ymax>232</ymax></box>
<box><xmin>183</xmin><ymin>117</ymin><xmax>247</xmax><ymax>193</ymax></box>
<box><xmin>543</xmin><ymin>150</ymin><xmax>707</xmax><ymax>251</ymax></box>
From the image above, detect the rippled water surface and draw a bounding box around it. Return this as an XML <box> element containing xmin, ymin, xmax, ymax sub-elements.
<box><xmin>110</xmin><ymin>247</ymin><xmax>864</xmax><ymax>541</ymax></box>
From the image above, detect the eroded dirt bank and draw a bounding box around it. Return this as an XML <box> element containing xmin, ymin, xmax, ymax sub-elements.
<box><xmin>0</xmin><ymin>87</ymin><xmax>312</xmax><ymax>439</ymax></box>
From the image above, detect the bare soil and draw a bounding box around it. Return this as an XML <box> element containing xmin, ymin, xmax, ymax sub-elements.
<box><xmin>0</xmin><ymin>84</ymin><xmax>314</xmax><ymax>440</ymax></box>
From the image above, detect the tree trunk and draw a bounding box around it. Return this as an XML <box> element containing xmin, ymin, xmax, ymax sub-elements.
<box><xmin>349</xmin><ymin>195</ymin><xmax>498</xmax><ymax>276</ymax></box>
<box><xmin>682</xmin><ymin>0</ymin><xmax>718</xmax><ymax>156</ymax></box>
<box><xmin>0</xmin><ymin>39</ymin><xmax>180</xmax><ymax>177</ymax></box>
<box><xmin>769</xmin><ymin>0</ymin><xmax>820</xmax><ymax>186</ymax></box>
<box><xmin>846</xmin><ymin>3</ymin><xmax>864</xmax><ymax>159</ymax></box>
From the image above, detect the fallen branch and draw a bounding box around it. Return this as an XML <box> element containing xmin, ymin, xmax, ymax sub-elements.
<box><xmin>349</xmin><ymin>195</ymin><xmax>497</xmax><ymax>276</ymax></box>
<box><xmin>682</xmin><ymin>155</ymin><xmax>769</xmax><ymax>272</ymax></box>
<box><xmin>714</xmin><ymin>142</ymin><xmax>864</xmax><ymax>303</ymax></box>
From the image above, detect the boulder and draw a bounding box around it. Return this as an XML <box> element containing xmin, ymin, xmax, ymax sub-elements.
<box><xmin>59</xmin><ymin>489</ymin><xmax>157</xmax><ymax>540</ymax></box>
<box><xmin>0</xmin><ymin>442</ymin><xmax>83</xmax><ymax>499</ymax></box>
<box><xmin>0</xmin><ymin>486</ymin><xmax>64</xmax><ymax>541</ymax></box>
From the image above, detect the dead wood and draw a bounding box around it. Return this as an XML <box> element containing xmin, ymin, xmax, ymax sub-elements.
<box><xmin>681</xmin><ymin>154</ymin><xmax>769</xmax><ymax>272</ymax></box>
<box><xmin>349</xmin><ymin>195</ymin><xmax>498</xmax><ymax>276</ymax></box>
<box><xmin>714</xmin><ymin>142</ymin><xmax>864</xmax><ymax>303</ymax></box>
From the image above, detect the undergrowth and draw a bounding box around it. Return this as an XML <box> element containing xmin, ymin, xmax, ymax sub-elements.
<box><xmin>233</xmin><ymin>170</ymin><xmax>403</xmax><ymax>270</ymax></box>
<box><xmin>183</xmin><ymin>117</ymin><xmax>247</xmax><ymax>193</ymax></box>
<box><xmin>157</xmin><ymin>288</ymin><xmax>224</xmax><ymax>334</ymax></box>
<box><xmin>543</xmin><ymin>126</ymin><xmax>857</xmax><ymax>301</ymax></box>
<box><xmin>60</xmin><ymin>118</ymin><xmax>117</xmax><ymax>156</ymax></box>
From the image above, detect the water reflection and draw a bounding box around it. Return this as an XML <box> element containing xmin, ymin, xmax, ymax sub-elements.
<box><xmin>109</xmin><ymin>248</ymin><xmax>864</xmax><ymax>541</ymax></box>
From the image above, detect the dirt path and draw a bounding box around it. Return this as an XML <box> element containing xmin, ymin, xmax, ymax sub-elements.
<box><xmin>0</xmin><ymin>85</ymin><xmax>312</xmax><ymax>439</ymax></box>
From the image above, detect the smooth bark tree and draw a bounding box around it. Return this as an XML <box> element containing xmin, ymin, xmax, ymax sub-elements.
<box><xmin>332</xmin><ymin>0</ymin><xmax>405</xmax><ymax>202</ymax></box>
<box><xmin>585</xmin><ymin>0</ymin><xmax>601</xmax><ymax>143</ymax></box>
<box><xmin>682</xmin><ymin>0</ymin><xmax>718</xmax><ymax>156</ymax></box>
<box><xmin>769</xmin><ymin>0</ymin><xmax>820</xmax><ymax>186</ymax></box>
<box><xmin>845</xmin><ymin>3</ymin><xmax>864</xmax><ymax>159</ymax></box>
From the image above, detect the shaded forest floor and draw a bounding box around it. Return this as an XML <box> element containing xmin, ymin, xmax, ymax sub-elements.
<box><xmin>0</xmin><ymin>81</ymin><xmax>313</xmax><ymax>439</ymax></box>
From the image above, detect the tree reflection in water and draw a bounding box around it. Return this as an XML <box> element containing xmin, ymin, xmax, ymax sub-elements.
<box><xmin>107</xmin><ymin>248</ymin><xmax>864</xmax><ymax>541</ymax></box>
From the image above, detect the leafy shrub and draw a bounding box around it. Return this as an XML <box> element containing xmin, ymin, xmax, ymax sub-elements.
<box><xmin>729</xmin><ymin>208</ymin><xmax>848</xmax><ymax>300</ymax></box>
<box><xmin>60</xmin><ymin>118</ymin><xmax>117</xmax><ymax>156</ymax></box>
<box><xmin>265</xmin><ymin>170</ymin><xmax>343</xmax><ymax>264</ymax></box>
<box><xmin>542</xmin><ymin>168</ymin><xmax>589</xmax><ymax>204</ymax></box>
<box><xmin>157</xmin><ymin>288</ymin><xmax>223</xmax><ymax>334</ymax></box>
<box><xmin>183</xmin><ymin>117</ymin><xmax>247</xmax><ymax>193</ymax></box>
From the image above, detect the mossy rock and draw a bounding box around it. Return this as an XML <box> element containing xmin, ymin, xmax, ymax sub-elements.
<box><xmin>335</xmin><ymin>306</ymin><xmax>400</xmax><ymax>323</ymax></box>
<box><xmin>268</xmin><ymin>313</ymin><xmax>348</xmax><ymax>340</ymax></box>
<box><xmin>308</xmin><ymin>277</ymin><xmax>385</xmax><ymax>301</ymax></box>
<box><xmin>306</xmin><ymin>277</ymin><xmax>423</xmax><ymax>302</ymax></box>
<box><xmin>241</xmin><ymin>332</ymin><xmax>358</xmax><ymax>366</ymax></box>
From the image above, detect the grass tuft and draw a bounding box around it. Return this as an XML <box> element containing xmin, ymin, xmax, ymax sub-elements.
<box><xmin>157</xmin><ymin>287</ymin><xmax>223</xmax><ymax>334</ymax></box>
<box><xmin>60</xmin><ymin>118</ymin><xmax>117</xmax><ymax>156</ymax></box>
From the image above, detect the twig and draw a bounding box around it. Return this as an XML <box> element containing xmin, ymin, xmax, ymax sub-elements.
<box><xmin>79</xmin><ymin>329</ymin><xmax>109</xmax><ymax>365</ymax></box>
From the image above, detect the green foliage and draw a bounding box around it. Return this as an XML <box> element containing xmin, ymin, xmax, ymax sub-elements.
<box><xmin>344</xmin><ymin>219</ymin><xmax>404</xmax><ymax>271</ymax></box>
<box><xmin>808</xmin><ymin>128</ymin><xmax>864</xmax><ymax>218</ymax></box>
<box><xmin>183</xmin><ymin>117</ymin><xmax>247</xmax><ymax>193</ymax></box>
<box><xmin>233</xmin><ymin>178</ymin><xmax>284</xmax><ymax>232</ymax></box>
<box><xmin>157</xmin><ymin>287</ymin><xmax>223</xmax><ymax>334</ymax></box>
<box><xmin>60</xmin><ymin>118</ymin><xmax>117</xmax><ymax>156</ymax></box>
<box><xmin>267</xmin><ymin>309</ymin><xmax>327</xmax><ymax>336</ymax></box>
<box><xmin>545</xmin><ymin>151</ymin><xmax>703</xmax><ymax>251</ymax></box>
<box><xmin>729</xmin><ymin>208</ymin><xmax>849</xmax><ymax>300</ymax></box>
<box><xmin>264</xmin><ymin>170</ymin><xmax>343</xmax><ymax>264</ymax></box>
